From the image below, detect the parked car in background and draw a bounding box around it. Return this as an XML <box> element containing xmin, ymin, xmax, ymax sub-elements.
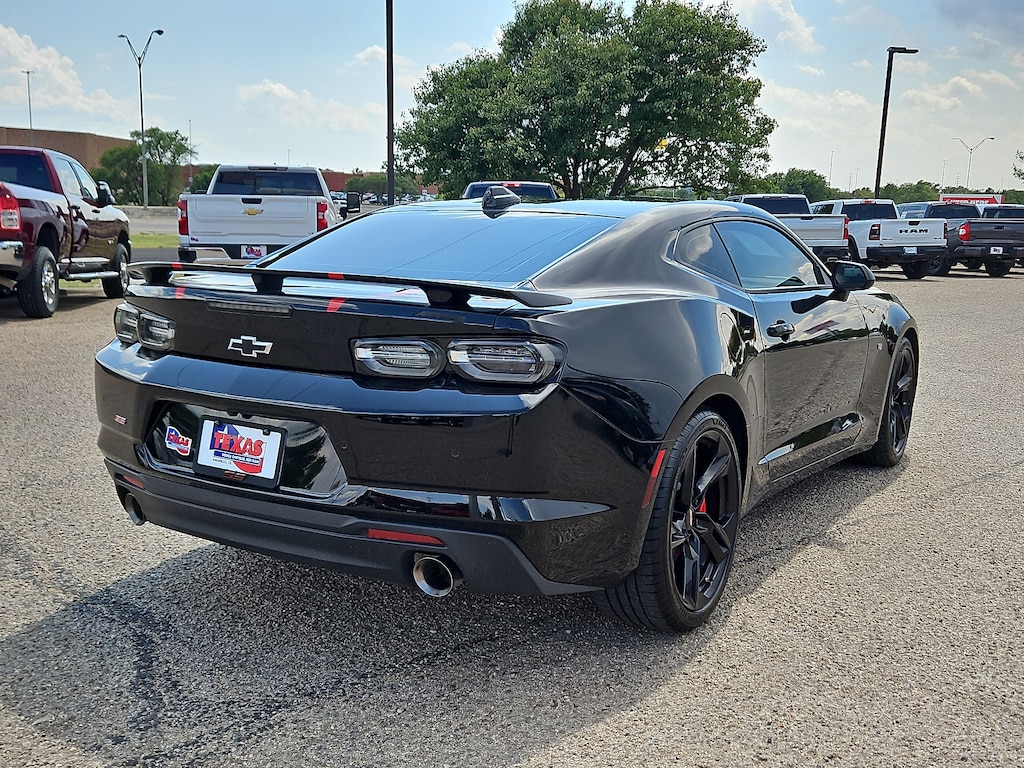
<box><xmin>176</xmin><ymin>165</ymin><xmax>343</xmax><ymax>262</ymax></box>
<box><xmin>811</xmin><ymin>198</ymin><xmax>946</xmax><ymax>279</ymax></box>
<box><xmin>725</xmin><ymin>193</ymin><xmax>848</xmax><ymax>262</ymax></box>
<box><xmin>0</xmin><ymin>145</ymin><xmax>130</xmax><ymax>318</ymax></box>
<box><xmin>907</xmin><ymin>201</ymin><xmax>986</xmax><ymax>276</ymax></box>
<box><xmin>461</xmin><ymin>181</ymin><xmax>560</xmax><ymax>202</ymax></box>
<box><xmin>897</xmin><ymin>201</ymin><xmax>929</xmax><ymax>219</ymax></box>
<box><xmin>97</xmin><ymin>197</ymin><xmax>918</xmax><ymax>633</ymax></box>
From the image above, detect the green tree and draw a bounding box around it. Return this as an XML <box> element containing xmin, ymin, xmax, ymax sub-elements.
<box><xmin>188</xmin><ymin>165</ymin><xmax>218</xmax><ymax>194</ymax></box>
<box><xmin>345</xmin><ymin>172</ymin><xmax>419</xmax><ymax>196</ymax></box>
<box><xmin>396</xmin><ymin>0</ymin><xmax>774</xmax><ymax>199</ymax></box>
<box><xmin>1013</xmin><ymin>150</ymin><xmax>1024</xmax><ymax>184</ymax></box>
<box><xmin>92</xmin><ymin>126</ymin><xmax>191</xmax><ymax>205</ymax></box>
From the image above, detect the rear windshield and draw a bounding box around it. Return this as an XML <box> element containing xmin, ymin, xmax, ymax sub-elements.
<box><xmin>0</xmin><ymin>153</ymin><xmax>51</xmax><ymax>191</ymax></box>
<box><xmin>742</xmin><ymin>197</ymin><xmax>810</xmax><ymax>215</ymax></box>
<box><xmin>982</xmin><ymin>207</ymin><xmax>1024</xmax><ymax>218</ymax></box>
<box><xmin>265</xmin><ymin>207</ymin><xmax>617</xmax><ymax>284</ymax></box>
<box><xmin>927</xmin><ymin>204</ymin><xmax>979</xmax><ymax>219</ymax></box>
<box><xmin>211</xmin><ymin>170</ymin><xmax>323</xmax><ymax>196</ymax></box>
<box><xmin>463</xmin><ymin>182</ymin><xmax>558</xmax><ymax>202</ymax></box>
<box><xmin>842</xmin><ymin>202</ymin><xmax>898</xmax><ymax>220</ymax></box>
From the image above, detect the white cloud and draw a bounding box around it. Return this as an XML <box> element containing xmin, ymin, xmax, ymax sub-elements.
<box><xmin>237</xmin><ymin>80</ymin><xmax>382</xmax><ymax>135</ymax></box>
<box><xmin>722</xmin><ymin>0</ymin><xmax>823</xmax><ymax>53</ymax></box>
<box><xmin>966</xmin><ymin>69</ymin><xmax>1018</xmax><ymax>88</ymax></box>
<box><xmin>799</xmin><ymin>65</ymin><xmax>825</xmax><ymax>76</ymax></box>
<box><xmin>0</xmin><ymin>24</ymin><xmax>133</xmax><ymax>120</ymax></box>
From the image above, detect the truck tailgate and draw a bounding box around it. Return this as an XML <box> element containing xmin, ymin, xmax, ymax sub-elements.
<box><xmin>185</xmin><ymin>195</ymin><xmax>320</xmax><ymax>241</ymax></box>
<box><xmin>878</xmin><ymin>218</ymin><xmax>946</xmax><ymax>246</ymax></box>
<box><xmin>776</xmin><ymin>214</ymin><xmax>847</xmax><ymax>246</ymax></box>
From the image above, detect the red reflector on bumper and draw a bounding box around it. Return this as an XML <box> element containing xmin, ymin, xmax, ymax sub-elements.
<box><xmin>367</xmin><ymin>528</ymin><xmax>444</xmax><ymax>546</ymax></box>
<box><xmin>642</xmin><ymin>449</ymin><xmax>667</xmax><ymax>508</ymax></box>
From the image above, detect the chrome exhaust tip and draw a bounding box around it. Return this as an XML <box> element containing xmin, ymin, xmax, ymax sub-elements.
<box><xmin>411</xmin><ymin>554</ymin><xmax>464</xmax><ymax>597</ymax></box>
<box><xmin>123</xmin><ymin>493</ymin><xmax>146</xmax><ymax>526</ymax></box>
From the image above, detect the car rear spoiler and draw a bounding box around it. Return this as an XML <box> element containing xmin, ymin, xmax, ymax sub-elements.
<box><xmin>128</xmin><ymin>261</ymin><xmax>572</xmax><ymax>309</ymax></box>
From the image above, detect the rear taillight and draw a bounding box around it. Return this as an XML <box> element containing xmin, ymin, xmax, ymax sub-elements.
<box><xmin>177</xmin><ymin>199</ymin><xmax>188</xmax><ymax>236</ymax></box>
<box><xmin>351</xmin><ymin>337</ymin><xmax>565</xmax><ymax>383</ymax></box>
<box><xmin>316</xmin><ymin>200</ymin><xmax>329</xmax><ymax>231</ymax></box>
<box><xmin>958</xmin><ymin>221</ymin><xmax>970</xmax><ymax>239</ymax></box>
<box><xmin>447</xmin><ymin>340</ymin><xmax>562</xmax><ymax>384</ymax></box>
<box><xmin>114</xmin><ymin>304</ymin><xmax>176</xmax><ymax>351</ymax></box>
<box><xmin>843</xmin><ymin>216</ymin><xmax>849</xmax><ymax>242</ymax></box>
<box><xmin>0</xmin><ymin>186</ymin><xmax>21</xmax><ymax>232</ymax></box>
<box><xmin>868</xmin><ymin>223</ymin><xmax>880</xmax><ymax>240</ymax></box>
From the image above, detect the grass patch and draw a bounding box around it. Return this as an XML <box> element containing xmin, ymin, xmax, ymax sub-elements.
<box><xmin>131</xmin><ymin>232</ymin><xmax>177</xmax><ymax>249</ymax></box>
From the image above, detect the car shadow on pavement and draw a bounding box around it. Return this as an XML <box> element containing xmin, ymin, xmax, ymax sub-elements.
<box><xmin>0</xmin><ymin>460</ymin><xmax>902</xmax><ymax>767</ymax></box>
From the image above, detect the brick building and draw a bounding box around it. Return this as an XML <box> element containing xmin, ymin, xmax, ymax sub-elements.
<box><xmin>0</xmin><ymin>127</ymin><xmax>132</xmax><ymax>169</ymax></box>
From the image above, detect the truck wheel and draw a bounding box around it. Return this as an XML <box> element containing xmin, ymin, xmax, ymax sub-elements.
<box><xmin>102</xmin><ymin>243</ymin><xmax>130</xmax><ymax>298</ymax></box>
<box><xmin>901</xmin><ymin>262</ymin><xmax>929</xmax><ymax>280</ymax></box>
<box><xmin>964</xmin><ymin>258</ymin><xmax>983</xmax><ymax>270</ymax></box>
<box><xmin>926</xmin><ymin>254</ymin><xmax>951</xmax><ymax>276</ymax></box>
<box><xmin>17</xmin><ymin>245</ymin><xmax>59</xmax><ymax>318</ymax></box>
<box><xmin>983</xmin><ymin>261</ymin><xmax>1013</xmax><ymax>278</ymax></box>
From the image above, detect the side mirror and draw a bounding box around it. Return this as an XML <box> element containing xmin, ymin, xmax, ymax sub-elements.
<box><xmin>97</xmin><ymin>181</ymin><xmax>115</xmax><ymax>207</ymax></box>
<box><xmin>346</xmin><ymin>191</ymin><xmax>361</xmax><ymax>214</ymax></box>
<box><xmin>831</xmin><ymin>260</ymin><xmax>875</xmax><ymax>293</ymax></box>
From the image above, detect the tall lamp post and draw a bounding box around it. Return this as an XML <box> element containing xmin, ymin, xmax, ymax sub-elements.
<box><xmin>952</xmin><ymin>136</ymin><xmax>994</xmax><ymax>190</ymax></box>
<box><xmin>874</xmin><ymin>45</ymin><xmax>918</xmax><ymax>198</ymax></box>
<box><xmin>119</xmin><ymin>29</ymin><xmax>164</xmax><ymax>207</ymax></box>
<box><xmin>22</xmin><ymin>70</ymin><xmax>34</xmax><ymax>147</ymax></box>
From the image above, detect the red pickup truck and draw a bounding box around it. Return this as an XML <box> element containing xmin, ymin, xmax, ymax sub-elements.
<box><xmin>0</xmin><ymin>145</ymin><xmax>131</xmax><ymax>318</ymax></box>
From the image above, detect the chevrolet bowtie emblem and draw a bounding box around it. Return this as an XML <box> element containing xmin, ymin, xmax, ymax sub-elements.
<box><xmin>242</xmin><ymin>207</ymin><xmax>264</xmax><ymax>215</ymax></box>
<box><xmin>228</xmin><ymin>335</ymin><xmax>273</xmax><ymax>358</ymax></box>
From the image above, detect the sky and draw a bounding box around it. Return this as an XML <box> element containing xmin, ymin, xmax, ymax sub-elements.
<box><xmin>1</xmin><ymin>0</ymin><xmax>1023</xmax><ymax>193</ymax></box>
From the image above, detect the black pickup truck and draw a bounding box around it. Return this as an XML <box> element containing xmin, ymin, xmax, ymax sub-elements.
<box><xmin>0</xmin><ymin>145</ymin><xmax>130</xmax><ymax>318</ymax></box>
<box><xmin>953</xmin><ymin>205</ymin><xmax>1024</xmax><ymax>276</ymax></box>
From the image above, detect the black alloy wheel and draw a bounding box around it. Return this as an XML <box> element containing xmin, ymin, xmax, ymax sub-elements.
<box><xmin>901</xmin><ymin>261</ymin><xmax>929</xmax><ymax>280</ymax></box>
<box><xmin>925</xmin><ymin>253</ymin><xmax>951</xmax><ymax>276</ymax></box>
<box><xmin>595</xmin><ymin>409</ymin><xmax>741</xmax><ymax>633</ymax></box>
<box><xmin>102</xmin><ymin>243</ymin><xmax>130</xmax><ymax>298</ymax></box>
<box><xmin>860</xmin><ymin>336</ymin><xmax>916</xmax><ymax>467</ymax></box>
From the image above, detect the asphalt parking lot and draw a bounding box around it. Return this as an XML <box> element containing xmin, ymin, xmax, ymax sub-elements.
<box><xmin>1</xmin><ymin>266</ymin><xmax>1022</xmax><ymax>767</ymax></box>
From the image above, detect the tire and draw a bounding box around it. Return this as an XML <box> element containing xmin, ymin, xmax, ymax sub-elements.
<box><xmin>859</xmin><ymin>337</ymin><xmax>916</xmax><ymax>467</ymax></box>
<box><xmin>925</xmin><ymin>253</ymin><xmax>950</xmax><ymax>276</ymax></box>
<box><xmin>964</xmin><ymin>258</ymin><xmax>983</xmax><ymax>270</ymax></box>
<box><xmin>983</xmin><ymin>261</ymin><xmax>1013</xmax><ymax>278</ymax></box>
<box><xmin>16</xmin><ymin>245</ymin><xmax>59</xmax><ymax>318</ymax></box>
<box><xmin>901</xmin><ymin>261</ymin><xmax>929</xmax><ymax>280</ymax></box>
<box><xmin>594</xmin><ymin>409</ymin><xmax>742</xmax><ymax>633</ymax></box>
<box><xmin>102</xmin><ymin>243</ymin><xmax>130</xmax><ymax>298</ymax></box>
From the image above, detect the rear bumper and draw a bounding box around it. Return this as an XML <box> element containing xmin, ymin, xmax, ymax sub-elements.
<box><xmin>954</xmin><ymin>245</ymin><xmax>1020</xmax><ymax>262</ymax></box>
<box><xmin>864</xmin><ymin>245</ymin><xmax>946</xmax><ymax>264</ymax></box>
<box><xmin>0</xmin><ymin>240</ymin><xmax>26</xmax><ymax>278</ymax></box>
<box><xmin>95</xmin><ymin>343</ymin><xmax>662</xmax><ymax>592</ymax></box>
<box><xmin>178</xmin><ymin>243</ymin><xmax>289</xmax><ymax>261</ymax></box>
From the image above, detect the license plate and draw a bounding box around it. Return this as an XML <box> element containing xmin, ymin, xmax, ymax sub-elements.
<box><xmin>903</xmin><ymin>246</ymin><xmax>918</xmax><ymax>255</ymax></box>
<box><xmin>242</xmin><ymin>245</ymin><xmax>267</xmax><ymax>259</ymax></box>
<box><xmin>990</xmin><ymin>246</ymin><xmax>1004</xmax><ymax>255</ymax></box>
<box><xmin>195</xmin><ymin>419</ymin><xmax>285</xmax><ymax>487</ymax></box>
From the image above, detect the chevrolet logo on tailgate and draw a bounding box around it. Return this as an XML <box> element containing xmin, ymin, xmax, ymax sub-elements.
<box><xmin>228</xmin><ymin>335</ymin><xmax>273</xmax><ymax>358</ymax></box>
<box><xmin>242</xmin><ymin>208</ymin><xmax>264</xmax><ymax>215</ymax></box>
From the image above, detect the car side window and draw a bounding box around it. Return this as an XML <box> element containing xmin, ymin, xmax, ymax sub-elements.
<box><xmin>715</xmin><ymin>220</ymin><xmax>826</xmax><ymax>290</ymax></box>
<box><xmin>811</xmin><ymin>203</ymin><xmax>833</xmax><ymax>214</ymax></box>
<box><xmin>673</xmin><ymin>225</ymin><xmax>740</xmax><ymax>285</ymax></box>
<box><xmin>70</xmin><ymin>159</ymin><xmax>99</xmax><ymax>201</ymax></box>
<box><xmin>52</xmin><ymin>158</ymin><xmax>84</xmax><ymax>198</ymax></box>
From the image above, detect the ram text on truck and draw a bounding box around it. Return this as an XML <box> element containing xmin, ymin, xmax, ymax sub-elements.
<box><xmin>0</xmin><ymin>145</ymin><xmax>130</xmax><ymax>318</ymax></box>
<box><xmin>810</xmin><ymin>198</ymin><xmax>946</xmax><ymax>280</ymax></box>
<box><xmin>725</xmin><ymin>194</ymin><xmax>848</xmax><ymax>261</ymax></box>
<box><xmin>177</xmin><ymin>165</ymin><xmax>352</xmax><ymax>262</ymax></box>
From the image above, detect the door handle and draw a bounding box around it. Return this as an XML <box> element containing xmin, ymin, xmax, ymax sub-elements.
<box><xmin>766</xmin><ymin>320</ymin><xmax>795</xmax><ymax>338</ymax></box>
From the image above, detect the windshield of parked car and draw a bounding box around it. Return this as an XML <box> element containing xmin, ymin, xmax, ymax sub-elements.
<box><xmin>211</xmin><ymin>170</ymin><xmax>323</xmax><ymax>196</ymax></box>
<box><xmin>981</xmin><ymin>206</ymin><xmax>1024</xmax><ymax>218</ymax></box>
<box><xmin>842</xmin><ymin>202</ymin><xmax>899</xmax><ymax>220</ymax></box>
<box><xmin>742</xmin><ymin>197</ymin><xmax>811</xmax><ymax>215</ymax></box>
<box><xmin>264</xmin><ymin>207</ymin><xmax>618</xmax><ymax>284</ymax></box>
<box><xmin>462</xmin><ymin>182</ymin><xmax>559</xmax><ymax>202</ymax></box>
<box><xmin>928</xmin><ymin>204</ymin><xmax>979</xmax><ymax>219</ymax></box>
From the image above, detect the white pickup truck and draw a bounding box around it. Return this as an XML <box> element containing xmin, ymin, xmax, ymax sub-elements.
<box><xmin>177</xmin><ymin>165</ymin><xmax>347</xmax><ymax>262</ymax></box>
<box><xmin>725</xmin><ymin>194</ymin><xmax>848</xmax><ymax>262</ymax></box>
<box><xmin>810</xmin><ymin>198</ymin><xmax>947</xmax><ymax>279</ymax></box>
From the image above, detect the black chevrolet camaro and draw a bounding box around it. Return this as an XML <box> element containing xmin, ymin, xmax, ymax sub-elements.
<box><xmin>95</xmin><ymin>192</ymin><xmax>918</xmax><ymax>633</ymax></box>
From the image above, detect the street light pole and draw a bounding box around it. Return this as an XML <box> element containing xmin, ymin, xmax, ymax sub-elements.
<box><xmin>119</xmin><ymin>29</ymin><xmax>164</xmax><ymax>207</ymax></box>
<box><xmin>22</xmin><ymin>70</ymin><xmax>34</xmax><ymax>147</ymax></box>
<box><xmin>386</xmin><ymin>0</ymin><xmax>395</xmax><ymax>207</ymax></box>
<box><xmin>874</xmin><ymin>46</ymin><xmax>918</xmax><ymax>198</ymax></box>
<box><xmin>952</xmin><ymin>136</ymin><xmax>995</xmax><ymax>190</ymax></box>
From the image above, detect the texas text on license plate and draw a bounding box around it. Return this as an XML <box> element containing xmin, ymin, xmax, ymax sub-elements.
<box><xmin>194</xmin><ymin>419</ymin><xmax>285</xmax><ymax>488</ymax></box>
<box><xmin>243</xmin><ymin>245</ymin><xmax>267</xmax><ymax>259</ymax></box>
